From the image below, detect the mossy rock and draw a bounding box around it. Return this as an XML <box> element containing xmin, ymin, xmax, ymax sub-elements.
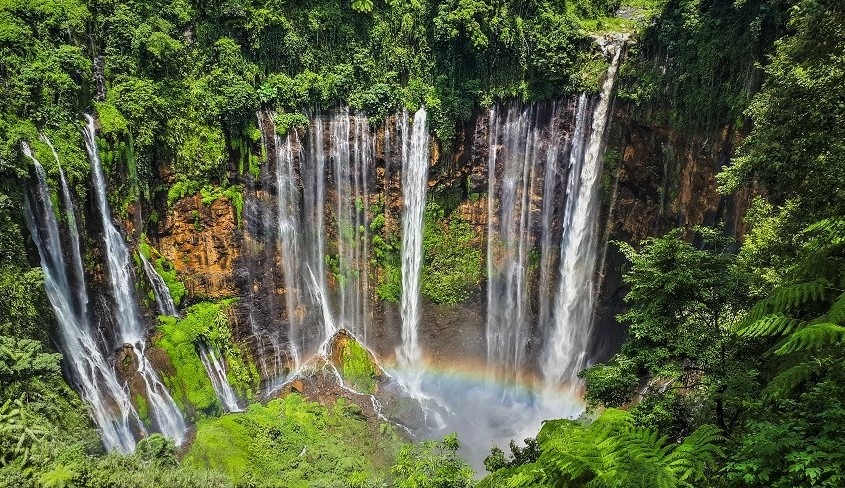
<box><xmin>329</xmin><ymin>330</ymin><xmax>382</xmax><ymax>395</ymax></box>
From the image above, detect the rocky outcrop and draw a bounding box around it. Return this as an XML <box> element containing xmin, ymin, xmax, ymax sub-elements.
<box><xmin>156</xmin><ymin>196</ymin><xmax>240</xmax><ymax>300</ymax></box>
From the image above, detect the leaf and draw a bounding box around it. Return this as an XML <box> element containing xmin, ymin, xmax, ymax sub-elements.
<box><xmin>775</xmin><ymin>323</ymin><xmax>845</xmax><ymax>355</ymax></box>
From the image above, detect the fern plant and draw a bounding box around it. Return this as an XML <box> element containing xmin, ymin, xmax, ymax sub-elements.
<box><xmin>735</xmin><ymin>218</ymin><xmax>845</xmax><ymax>398</ymax></box>
<box><xmin>491</xmin><ymin>409</ymin><xmax>722</xmax><ymax>488</ymax></box>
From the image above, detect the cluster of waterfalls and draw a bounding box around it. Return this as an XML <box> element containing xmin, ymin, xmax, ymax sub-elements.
<box><xmin>22</xmin><ymin>41</ymin><xmax>624</xmax><ymax>458</ymax></box>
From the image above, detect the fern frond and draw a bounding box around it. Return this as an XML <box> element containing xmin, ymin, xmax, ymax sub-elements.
<box><xmin>775</xmin><ymin>323</ymin><xmax>845</xmax><ymax>355</ymax></box>
<box><xmin>736</xmin><ymin>313</ymin><xmax>804</xmax><ymax>338</ymax></box>
<box><xmin>824</xmin><ymin>292</ymin><xmax>845</xmax><ymax>325</ymax></box>
<box><xmin>762</xmin><ymin>362</ymin><xmax>821</xmax><ymax>398</ymax></box>
<box><xmin>735</xmin><ymin>280</ymin><xmax>829</xmax><ymax>330</ymax></box>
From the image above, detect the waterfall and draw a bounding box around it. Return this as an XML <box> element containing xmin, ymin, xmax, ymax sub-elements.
<box><xmin>542</xmin><ymin>42</ymin><xmax>625</xmax><ymax>391</ymax></box>
<box><xmin>303</xmin><ymin>112</ymin><xmax>334</xmax><ymax>340</ymax></box>
<box><xmin>274</xmin><ymin>128</ymin><xmax>303</xmax><ymax>367</ymax></box>
<box><xmin>398</xmin><ymin>107</ymin><xmax>429</xmax><ymax>393</ymax></box>
<box><xmin>139</xmin><ymin>253</ymin><xmax>178</xmax><ymax>317</ymax></box>
<box><xmin>197</xmin><ymin>342</ymin><xmax>242</xmax><ymax>412</ymax></box>
<box><xmin>329</xmin><ymin>109</ymin><xmax>372</xmax><ymax>340</ymax></box>
<box><xmin>42</xmin><ymin>135</ymin><xmax>90</xmax><ymax>324</ymax></box>
<box><xmin>139</xmin><ymin>245</ymin><xmax>242</xmax><ymax>412</ymax></box>
<box><xmin>22</xmin><ymin>143</ymin><xmax>141</xmax><ymax>453</ymax></box>
<box><xmin>485</xmin><ymin>104</ymin><xmax>543</xmax><ymax>384</ymax></box>
<box><xmin>83</xmin><ymin>115</ymin><xmax>187</xmax><ymax>445</ymax></box>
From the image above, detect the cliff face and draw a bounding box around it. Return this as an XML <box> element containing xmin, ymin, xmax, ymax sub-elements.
<box><xmin>139</xmin><ymin>98</ymin><xmax>751</xmax><ymax>388</ymax></box>
<box><xmin>157</xmin><ymin>196</ymin><xmax>241</xmax><ymax>300</ymax></box>
<box><xmin>590</xmin><ymin>102</ymin><xmax>752</xmax><ymax>360</ymax></box>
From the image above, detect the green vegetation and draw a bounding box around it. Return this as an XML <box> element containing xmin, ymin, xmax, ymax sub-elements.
<box><xmin>155</xmin><ymin>300</ymin><xmax>259</xmax><ymax>417</ymax></box>
<box><xmin>421</xmin><ymin>202</ymin><xmax>483</xmax><ymax>304</ymax></box>
<box><xmin>185</xmin><ymin>394</ymin><xmax>401</xmax><ymax>486</ymax></box>
<box><xmin>337</xmin><ymin>337</ymin><xmax>380</xmax><ymax>394</ymax></box>
<box><xmin>391</xmin><ymin>433</ymin><xmax>475</xmax><ymax>488</ymax></box>
<box><xmin>480</xmin><ymin>409</ymin><xmax>722</xmax><ymax>487</ymax></box>
<box><xmin>617</xmin><ymin>0</ymin><xmax>788</xmax><ymax>132</ymax></box>
<box><xmin>369</xmin><ymin>201</ymin><xmax>402</xmax><ymax>303</ymax></box>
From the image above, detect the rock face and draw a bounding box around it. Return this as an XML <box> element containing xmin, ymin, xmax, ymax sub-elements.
<box><xmin>590</xmin><ymin>103</ymin><xmax>752</xmax><ymax>361</ymax></box>
<box><xmin>142</xmin><ymin>98</ymin><xmax>751</xmax><ymax>390</ymax></box>
<box><xmin>157</xmin><ymin>196</ymin><xmax>240</xmax><ymax>300</ymax></box>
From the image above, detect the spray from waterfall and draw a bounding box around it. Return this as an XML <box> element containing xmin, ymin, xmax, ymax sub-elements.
<box><xmin>23</xmin><ymin>142</ymin><xmax>141</xmax><ymax>453</ymax></box>
<box><xmin>398</xmin><ymin>107</ymin><xmax>429</xmax><ymax>396</ymax></box>
<box><xmin>542</xmin><ymin>40</ymin><xmax>626</xmax><ymax>396</ymax></box>
<box><xmin>83</xmin><ymin>115</ymin><xmax>187</xmax><ymax>445</ymax></box>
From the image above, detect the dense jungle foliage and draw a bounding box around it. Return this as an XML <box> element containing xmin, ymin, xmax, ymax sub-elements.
<box><xmin>2</xmin><ymin>0</ymin><xmax>844</xmax><ymax>486</ymax></box>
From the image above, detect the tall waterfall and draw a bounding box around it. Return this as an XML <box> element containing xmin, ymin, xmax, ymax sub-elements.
<box><xmin>329</xmin><ymin>109</ymin><xmax>373</xmax><ymax>341</ymax></box>
<box><xmin>398</xmin><ymin>108</ymin><xmax>429</xmax><ymax>392</ymax></box>
<box><xmin>542</xmin><ymin>42</ymin><xmax>625</xmax><ymax>391</ymax></box>
<box><xmin>22</xmin><ymin>143</ymin><xmax>141</xmax><ymax>453</ymax></box>
<box><xmin>83</xmin><ymin>115</ymin><xmax>187</xmax><ymax>445</ymax></box>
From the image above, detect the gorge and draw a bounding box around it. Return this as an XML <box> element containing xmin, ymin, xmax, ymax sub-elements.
<box><xmin>3</xmin><ymin>0</ymin><xmax>843</xmax><ymax>486</ymax></box>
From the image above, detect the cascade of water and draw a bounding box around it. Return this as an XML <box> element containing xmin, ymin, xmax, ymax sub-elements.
<box><xmin>42</xmin><ymin>135</ymin><xmax>90</xmax><ymax>324</ymax></box>
<box><xmin>542</xmin><ymin>42</ymin><xmax>625</xmax><ymax>392</ymax></box>
<box><xmin>22</xmin><ymin>143</ymin><xmax>141</xmax><ymax>453</ymax></box>
<box><xmin>83</xmin><ymin>115</ymin><xmax>187</xmax><ymax>445</ymax></box>
<box><xmin>139</xmin><ymin>252</ymin><xmax>178</xmax><ymax>317</ymax></box>
<box><xmin>138</xmin><ymin>242</ymin><xmax>242</xmax><ymax>411</ymax></box>
<box><xmin>485</xmin><ymin>104</ymin><xmax>542</xmax><ymax>385</ymax></box>
<box><xmin>398</xmin><ymin>107</ymin><xmax>429</xmax><ymax>393</ymax></box>
<box><xmin>197</xmin><ymin>342</ymin><xmax>242</xmax><ymax>412</ymax></box>
<box><xmin>267</xmin><ymin>117</ymin><xmax>304</xmax><ymax>368</ymax></box>
<box><xmin>329</xmin><ymin>110</ymin><xmax>372</xmax><ymax>339</ymax></box>
<box><xmin>536</xmin><ymin>102</ymin><xmax>567</xmax><ymax>334</ymax></box>
<box><xmin>303</xmin><ymin>112</ymin><xmax>334</xmax><ymax>340</ymax></box>
<box><xmin>245</xmin><ymin>115</ymin><xmax>289</xmax><ymax>383</ymax></box>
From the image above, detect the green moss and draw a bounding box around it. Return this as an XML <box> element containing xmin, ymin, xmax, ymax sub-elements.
<box><xmin>94</xmin><ymin>102</ymin><xmax>129</xmax><ymax>137</ymax></box>
<box><xmin>199</xmin><ymin>184</ymin><xmax>244</xmax><ymax>228</ymax></box>
<box><xmin>339</xmin><ymin>338</ymin><xmax>379</xmax><ymax>394</ymax></box>
<box><xmin>369</xmin><ymin>201</ymin><xmax>402</xmax><ymax>303</ymax></box>
<box><xmin>154</xmin><ymin>300</ymin><xmax>259</xmax><ymax>418</ymax></box>
<box><xmin>421</xmin><ymin>202</ymin><xmax>484</xmax><ymax>305</ymax></box>
<box><xmin>134</xmin><ymin>393</ymin><xmax>150</xmax><ymax>425</ymax></box>
<box><xmin>185</xmin><ymin>395</ymin><xmax>401</xmax><ymax>485</ymax></box>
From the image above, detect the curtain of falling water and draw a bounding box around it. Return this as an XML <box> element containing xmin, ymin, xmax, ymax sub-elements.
<box><xmin>23</xmin><ymin>143</ymin><xmax>142</xmax><ymax>452</ymax></box>
<box><xmin>83</xmin><ymin>115</ymin><xmax>187</xmax><ymax>445</ymax></box>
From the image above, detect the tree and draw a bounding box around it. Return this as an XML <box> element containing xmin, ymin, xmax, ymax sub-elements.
<box><xmin>391</xmin><ymin>433</ymin><xmax>475</xmax><ymax>488</ymax></box>
<box><xmin>582</xmin><ymin>227</ymin><xmax>752</xmax><ymax>437</ymax></box>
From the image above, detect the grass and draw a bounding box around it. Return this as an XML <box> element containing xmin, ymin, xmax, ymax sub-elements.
<box><xmin>185</xmin><ymin>394</ymin><xmax>403</xmax><ymax>485</ymax></box>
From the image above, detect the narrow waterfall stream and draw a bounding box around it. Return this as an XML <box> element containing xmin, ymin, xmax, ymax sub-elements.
<box><xmin>83</xmin><ymin>115</ymin><xmax>188</xmax><ymax>445</ymax></box>
<box><xmin>485</xmin><ymin>104</ymin><xmax>544</xmax><ymax>385</ymax></box>
<box><xmin>398</xmin><ymin>107</ymin><xmax>429</xmax><ymax>396</ymax></box>
<box><xmin>197</xmin><ymin>343</ymin><xmax>242</xmax><ymax>413</ymax></box>
<box><xmin>139</xmin><ymin>249</ymin><xmax>242</xmax><ymax>412</ymax></box>
<box><xmin>23</xmin><ymin>143</ymin><xmax>142</xmax><ymax>453</ymax></box>
<box><xmin>139</xmin><ymin>253</ymin><xmax>178</xmax><ymax>317</ymax></box>
<box><xmin>329</xmin><ymin>109</ymin><xmax>373</xmax><ymax>340</ymax></box>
